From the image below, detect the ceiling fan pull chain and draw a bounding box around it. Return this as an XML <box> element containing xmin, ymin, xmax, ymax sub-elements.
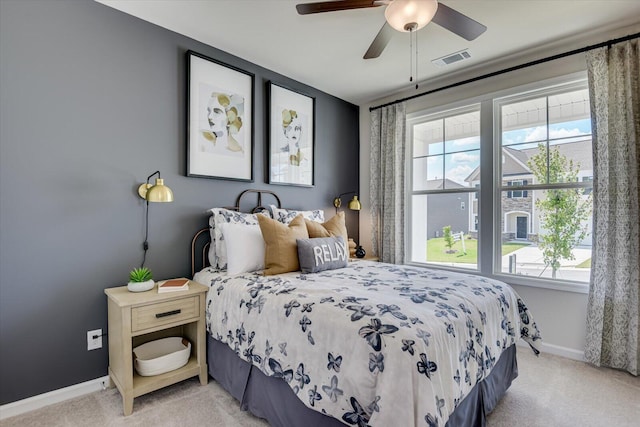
<box><xmin>415</xmin><ymin>29</ymin><xmax>419</xmax><ymax>90</ymax></box>
<box><xmin>409</xmin><ymin>26</ymin><xmax>413</xmax><ymax>83</ymax></box>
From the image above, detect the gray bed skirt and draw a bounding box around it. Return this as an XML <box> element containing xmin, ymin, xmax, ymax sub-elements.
<box><xmin>207</xmin><ymin>337</ymin><xmax>519</xmax><ymax>427</ymax></box>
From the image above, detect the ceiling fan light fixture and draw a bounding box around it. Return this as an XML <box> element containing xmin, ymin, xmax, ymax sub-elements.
<box><xmin>384</xmin><ymin>0</ymin><xmax>438</xmax><ymax>32</ymax></box>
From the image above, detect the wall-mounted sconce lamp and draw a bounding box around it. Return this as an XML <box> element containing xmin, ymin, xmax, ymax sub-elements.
<box><xmin>138</xmin><ymin>171</ymin><xmax>174</xmax><ymax>202</ymax></box>
<box><xmin>137</xmin><ymin>171</ymin><xmax>174</xmax><ymax>268</ymax></box>
<box><xmin>333</xmin><ymin>191</ymin><xmax>361</xmax><ymax>213</ymax></box>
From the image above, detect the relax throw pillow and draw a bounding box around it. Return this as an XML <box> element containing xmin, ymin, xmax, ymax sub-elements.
<box><xmin>297</xmin><ymin>236</ymin><xmax>348</xmax><ymax>273</ymax></box>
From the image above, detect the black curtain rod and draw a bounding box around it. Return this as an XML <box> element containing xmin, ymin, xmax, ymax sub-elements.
<box><xmin>370</xmin><ymin>31</ymin><xmax>640</xmax><ymax>112</ymax></box>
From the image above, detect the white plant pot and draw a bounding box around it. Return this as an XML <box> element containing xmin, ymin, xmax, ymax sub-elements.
<box><xmin>127</xmin><ymin>279</ymin><xmax>155</xmax><ymax>292</ymax></box>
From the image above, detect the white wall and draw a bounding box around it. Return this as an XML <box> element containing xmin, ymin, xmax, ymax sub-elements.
<box><xmin>357</xmin><ymin>23</ymin><xmax>640</xmax><ymax>356</ymax></box>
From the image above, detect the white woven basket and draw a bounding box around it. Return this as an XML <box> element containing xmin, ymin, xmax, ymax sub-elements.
<box><xmin>133</xmin><ymin>337</ymin><xmax>191</xmax><ymax>376</ymax></box>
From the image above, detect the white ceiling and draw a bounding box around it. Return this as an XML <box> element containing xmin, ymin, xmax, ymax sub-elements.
<box><xmin>97</xmin><ymin>0</ymin><xmax>640</xmax><ymax>105</ymax></box>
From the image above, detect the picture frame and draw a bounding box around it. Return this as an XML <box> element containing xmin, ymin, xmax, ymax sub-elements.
<box><xmin>187</xmin><ymin>50</ymin><xmax>254</xmax><ymax>181</ymax></box>
<box><xmin>268</xmin><ymin>81</ymin><xmax>315</xmax><ymax>187</ymax></box>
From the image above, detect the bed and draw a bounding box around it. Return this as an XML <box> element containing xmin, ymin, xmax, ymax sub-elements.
<box><xmin>191</xmin><ymin>190</ymin><xmax>541</xmax><ymax>427</ymax></box>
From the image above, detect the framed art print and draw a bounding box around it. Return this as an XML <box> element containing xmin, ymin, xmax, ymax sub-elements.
<box><xmin>268</xmin><ymin>81</ymin><xmax>315</xmax><ymax>187</ymax></box>
<box><xmin>187</xmin><ymin>50</ymin><xmax>254</xmax><ymax>181</ymax></box>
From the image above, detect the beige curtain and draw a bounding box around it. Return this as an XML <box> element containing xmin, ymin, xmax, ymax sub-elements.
<box><xmin>585</xmin><ymin>39</ymin><xmax>640</xmax><ymax>376</ymax></box>
<box><xmin>369</xmin><ymin>102</ymin><xmax>406</xmax><ymax>264</ymax></box>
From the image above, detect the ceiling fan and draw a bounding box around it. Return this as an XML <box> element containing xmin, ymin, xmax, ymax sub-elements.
<box><xmin>296</xmin><ymin>0</ymin><xmax>487</xmax><ymax>59</ymax></box>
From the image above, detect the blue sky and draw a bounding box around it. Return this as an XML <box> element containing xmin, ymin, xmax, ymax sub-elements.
<box><xmin>424</xmin><ymin>118</ymin><xmax>592</xmax><ymax>186</ymax></box>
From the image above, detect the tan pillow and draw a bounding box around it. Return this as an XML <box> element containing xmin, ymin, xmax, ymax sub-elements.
<box><xmin>305</xmin><ymin>211</ymin><xmax>348</xmax><ymax>243</ymax></box>
<box><xmin>258</xmin><ymin>214</ymin><xmax>309</xmax><ymax>275</ymax></box>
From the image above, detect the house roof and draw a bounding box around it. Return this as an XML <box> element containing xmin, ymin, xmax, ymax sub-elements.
<box><xmin>426</xmin><ymin>178</ymin><xmax>466</xmax><ymax>190</ymax></box>
<box><xmin>465</xmin><ymin>138</ymin><xmax>592</xmax><ymax>182</ymax></box>
<box><xmin>521</xmin><ymin>139</ymin><xmax>593</xmax><ymax>171</ymax></box>
<box><xmin>502</xmin><ymin>146</ymin><xmax>531</xmax><ymax>176</ymax></box>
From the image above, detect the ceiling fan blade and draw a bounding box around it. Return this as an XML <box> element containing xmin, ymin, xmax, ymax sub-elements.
<box><xmin>431</xmin><ymin>2</ymin><xmax>487</xmax><ymax>41</ymax></box>
<box><xmin>364</xmin><ymin>22</ymin><xmax>394</xmax><ymax>59</ymax></box>
<box><xmin>296</xmin><ymin>0</ymin><xmax>380</xmax><ymax>15</ymax></box>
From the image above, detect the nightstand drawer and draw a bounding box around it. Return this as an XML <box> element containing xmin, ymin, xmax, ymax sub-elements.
<box><xmin>131</xmin><ymin>296</ymin><xmax>199</xmax><ymax>332</ymax></box>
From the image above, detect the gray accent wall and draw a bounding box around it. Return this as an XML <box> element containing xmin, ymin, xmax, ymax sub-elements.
<box><xmin>0</xmin><ymin>0</ymin><xmax>359</xmax><ymax>404</ymax></box>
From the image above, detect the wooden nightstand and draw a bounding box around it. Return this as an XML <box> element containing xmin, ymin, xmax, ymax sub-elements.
<box><xmin>104</xmin><ymin>280</ymin><xmax>208</xmax><ymax>415</ymax></box>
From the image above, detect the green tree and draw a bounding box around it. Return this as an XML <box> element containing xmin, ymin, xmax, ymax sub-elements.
<box><xmin>527</xmin><ymin>144</ymin><xmax>592</xmax><ymax>278</ymax></box>
<box><xmin>443</xmin><ymin>225</ymin><xmax>455</xmax><ymax>253</ymax></box>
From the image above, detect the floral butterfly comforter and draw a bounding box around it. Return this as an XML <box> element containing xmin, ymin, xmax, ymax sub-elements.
<box><xmin>195</xmin><ymin>261</ymin><xmax>541</xmax><ymax>427</ymax></box>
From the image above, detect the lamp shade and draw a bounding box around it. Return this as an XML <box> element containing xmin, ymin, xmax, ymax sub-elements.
<box><xmin>348</xmin><ymin>195</ymin><xmax>361</xmax><ymax>211</ymax></box>
<box><xmin>334</xmin><ymin>192</ymin><xmax>361</xmax><ymax>212</ymax></box>
<box><xmin>145</xmin><ymin>178</ymin><xmax>174</xmax><ymax>202</ymax></box>
<box><xmin>384</xmin><ymin>0</ymin><xmax>438</xmax><ymax>32</ymax></box>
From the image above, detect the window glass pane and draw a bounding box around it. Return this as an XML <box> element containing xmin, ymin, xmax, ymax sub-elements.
<box><xmin>413</xmin><ymin>120</ymin><xmax>443</xmax><ymax>157</ymax></box>
<box><xmin>499</xmin><ymin>188</ymin><xmax>592</xmax><ymax>283</ymax></box>
<box><xmin>412</xmin><ymin>156</ymin><xmax>444</xmax><ymax>191</ymax></box>
<box><xmin>548</xmin><ymin>119</ymin><xmax>591</xmax><ymax>143</ymax></box>
<box><xmin>410</xmin><ymin>108</ymin><xmax>480</xmax><ymax>270</ymax></box>
<box><xmin>501</xmin><ymin>97</ymin><xmax>547</xmax><ymax>148</ymax></box>
<box><xmin>513</xmin><ymin>141</ymin><xmax>593</xmax><ymax>185</ymax></box>
<box><xmin>411</xmin><ymin>193</ymin><xmax>478</xmax><ymax>269</ymax></box>
<box><xmin>501</xmin><ymin>90</ymin><xmax>593</xmax><ymax>185</ymax></box>
<box><xmin>411</xmin><ymin>194</ymin><xmax>428</xmax><ymax>262</ymax></box>
<box><xmin>444</xmin><ymin>150</ymin><xmax>480</xmax><ymax>188</ymax></box>
<box><xmin>413</xmin><ymin>157</ymin><xmax>428</xmax><ymax>191</ymax></box>
<box><xmin>444</xmin><ymin>111</ymin><xmax>480</xmax><ymax>153</ymax></box>
<box><xmin>548</xmin><ymin>88</ymin><xmax>590</xmax><ymax>128</ymax></box>
<box><xmin>427</xmin><ymin>155</ymin><xmax>444</xmax><ymax>182</ymax></box>
<box><xmin>412</xmin><ymin>109</ymin><xmax>480</xmax><ymax>191</ymax></box>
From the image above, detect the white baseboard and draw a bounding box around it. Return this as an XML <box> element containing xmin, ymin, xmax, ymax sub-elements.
<box><xmin>518</xmin><ymin>339</ymin><xmax>585</xmax><ymax>361</ymax></box>
<box><xmin>0</xmin><ymin>375</ymin><xmax>110</xmax><ymax>420</ymax></box>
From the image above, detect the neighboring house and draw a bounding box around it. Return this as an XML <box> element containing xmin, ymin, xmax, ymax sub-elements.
<box><xmin>465</xmin><ymin>138</ymin><xmax>593</xmax><ymax>244</ymax></box>
<box><xmin>424</xmin><ymin>179</ymin><xmax>468</xmax><ymax>239</ymax></box>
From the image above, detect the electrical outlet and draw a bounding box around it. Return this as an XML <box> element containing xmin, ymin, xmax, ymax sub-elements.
<box><xmin>87</xmin><ymin>329</ymin><xmax>102</xmax><ymax>351</ymax></box>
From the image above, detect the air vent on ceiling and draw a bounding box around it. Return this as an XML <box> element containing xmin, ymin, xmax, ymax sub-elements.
<box><xmin>432</xmin><ymin>49</ymin><xmax>472</xmax><ymax>67</ymax></box>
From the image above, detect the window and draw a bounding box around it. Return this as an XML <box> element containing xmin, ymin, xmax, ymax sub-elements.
<box><xmin>506</xmin><ymin>180</ymin><xmax>528</xmax><ymax>198</ymax></box>
<box><xmin>409</xmin><ymin>106</ymin><xmax>480</xmax><ymax>270</ymax></box>
<box><xmin>497</xmin><ymin>84</ymin><xmax>593</xmax><ymax>284</ymax></box>
<box><xmin>407</xmin><ymin>76</ymin><xmax>593</xmax><ymax>291</ymax></box>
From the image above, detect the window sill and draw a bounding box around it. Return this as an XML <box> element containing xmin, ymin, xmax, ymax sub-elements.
<box><xmin>491</xmin><ymin>273</ymin><xmax>589</xmax><ymax>294</ymax></box>
<box><xmin>405</xmin><ymin>261</ymin><xmax>590</xmax><ymax>294</ymax></box>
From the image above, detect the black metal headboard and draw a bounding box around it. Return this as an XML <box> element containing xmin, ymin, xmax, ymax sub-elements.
<box><xmin>191</xmin><ymin>189</ymin><xmax>282</xmax><ymax>277</ymax></box>
<box><xmin>233</xmin><ymin>189</ymin><xmax>281</xmax><ymax>214</ymax></box>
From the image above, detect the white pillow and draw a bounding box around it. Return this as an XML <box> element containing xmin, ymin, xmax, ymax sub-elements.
<box><xmin>269</xmin><ymin>204</ymin><xmax>325</xmax><ymax>224</ymax></box>
<box><xmin>221</xmin><ymin>223</ymin><xmax>265</xmax><ymax>275</ymax></box>
<box><xmin>209</xmin><ymin>208</ymin><xmax>269</xmax><ymax>270</ymax></box>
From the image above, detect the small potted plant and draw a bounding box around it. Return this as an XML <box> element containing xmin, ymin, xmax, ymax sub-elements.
<box><xmin>127</xmin><ymin>267</ymin><xmax>154</xmax><ymax>292</ymax></box>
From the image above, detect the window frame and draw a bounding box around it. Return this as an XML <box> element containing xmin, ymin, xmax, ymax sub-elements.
<box><xmin>493</xmin><ymin>79</ymin><xmax>592</xmax><ymax>292</ymax></box>
<box><xmin>405</xmin><ymin>73</ymin><xmax>592</xmax><ymax>294</ymax></box>
<box><xmin>406</xmin><ymin>103</ymin><xmax>482</xmax><ymax>272</ymax></box>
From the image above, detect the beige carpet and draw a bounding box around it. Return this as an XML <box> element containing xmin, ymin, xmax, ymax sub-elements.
<box><xmin>2</xmin><ymin>348</ymin><xmax>639</xmax><ymax>426</ymax></box>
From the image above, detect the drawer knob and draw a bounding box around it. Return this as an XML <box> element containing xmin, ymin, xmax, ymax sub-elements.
<box><xmin>155</xmin><ymin>309</ymin><xmax>181</xmax><ymax>318</ymax></box>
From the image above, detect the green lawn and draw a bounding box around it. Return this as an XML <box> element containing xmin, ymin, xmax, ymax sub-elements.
<box><xmin>576</xmin><ymin>258</ymin><xmax>591</xmax><ymax>268</ymax></box>
<box><xmin>426</xmin><ymin>237</ymin><xmax>529</xmax><ymax>263</ymax></box>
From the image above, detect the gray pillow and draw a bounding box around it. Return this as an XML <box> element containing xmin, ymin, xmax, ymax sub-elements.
<box><xmin>297</xmin><ymin>236</ymin><xmax>348</xmax><ymax>273</ymax></box>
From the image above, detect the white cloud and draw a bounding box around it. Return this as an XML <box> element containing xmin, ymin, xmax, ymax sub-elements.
<box><xmin>523</xmin><ymin>126</ymin><xmax>547</xmax><ymax>142</ymax></box>
<box><xmin>523</xmin><ymin>126</ymin><xmax>585</xmax><ymax>142</ymax></box>
<box><xmin>451</xmin><ymin>152</ymin><xmax>479</xmax><ymax>163</ymax></box>
<box><xmin>549</xmin><ymin>127</ymin><xmax>584</xmax><ymax>139</ymax></box>
<box><xmin>450</xmin><ymin>136</ymin><xmax>480</xmax><ymax>147</ymax></box>
<box><xmin>446</xmin><ymin>164</ymin><xmax>474</xmax><ymax>185</ymax></box>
